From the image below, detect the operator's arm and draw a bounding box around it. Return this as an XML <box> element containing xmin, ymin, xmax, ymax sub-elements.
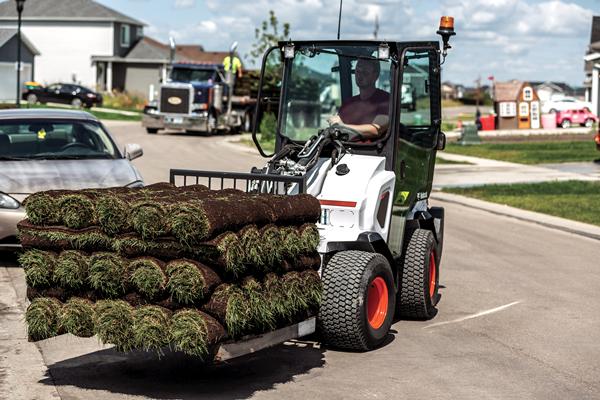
<box><xmin>329</xmin><ymin>114</ymin><xmax>389</xmax><ymax>139</ymax></box>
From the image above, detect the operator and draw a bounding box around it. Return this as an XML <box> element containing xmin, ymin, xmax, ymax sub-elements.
<box><xmin>328</xmin><ymin>58</ymin><xmax>390</xmax><ymax>140</ymax></box>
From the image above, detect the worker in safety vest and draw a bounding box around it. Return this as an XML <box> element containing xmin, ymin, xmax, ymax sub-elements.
<box><xmin>223</xmin><ymin>55</ymin><xmax>243</xmax><ymax>79</ymax></box>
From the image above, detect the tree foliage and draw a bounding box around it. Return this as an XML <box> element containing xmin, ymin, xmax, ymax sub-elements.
<box><xmin>248</xmin><ymin>10</ymin><xmax>291</xmax><ymax>65</ymax></box>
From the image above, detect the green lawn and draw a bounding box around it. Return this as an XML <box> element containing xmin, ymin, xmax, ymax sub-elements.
<box><xmin>444</xmin><ymin>180</ymin><xmax>600</xmax><ymax>226</ymax></box>
<box><xmin>0</xmin><ymin>103</ymin><xmax>142</xmax><ymax>121</ymax></box>
<box><xmin>445</xmin><ymin>140</ymin><xmax>598</xmax><ymax>164</ymax></box>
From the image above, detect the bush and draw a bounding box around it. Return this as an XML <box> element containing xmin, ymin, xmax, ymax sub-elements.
<box><xmin>102</xmin><ymin>91</ymin><xmax>146</xmax><ymax>111</ymax></box>
<box><xmin>259</xmin><ymin>112</ymin><xmax>277</xmax><ymax>142</ymax></box>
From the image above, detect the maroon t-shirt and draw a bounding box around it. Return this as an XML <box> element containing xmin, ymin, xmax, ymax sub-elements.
<box><xmin>338</xmin><ymin>89</ymin><xmax>390</xmax><ymax>125</ymax></box>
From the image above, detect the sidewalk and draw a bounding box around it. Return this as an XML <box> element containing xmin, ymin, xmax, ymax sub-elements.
<box><xmin>445</xmin><ymin>126</ymin><xmax>590</xmax><ymax>140</ymax></box>
<box><xmin>434</xmin><ymin>152</ymin><xmax>599</xmax><ymax>189</ymax></box>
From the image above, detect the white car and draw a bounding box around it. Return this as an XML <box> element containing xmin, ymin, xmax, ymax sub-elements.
<box><xmin>542</xmin><ymin>97</ymin><xmax>593</xmax><ymax>114</ymax></box>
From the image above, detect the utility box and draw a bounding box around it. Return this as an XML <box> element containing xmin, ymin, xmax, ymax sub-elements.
<box><xmin>459</xmin><ymin>124</ymin><xmax>481</xmax><ymax>145</ymax></box>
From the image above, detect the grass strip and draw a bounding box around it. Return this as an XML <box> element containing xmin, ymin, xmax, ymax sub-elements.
<box><xmin>238</xmin><ymin>225</ymin><xmax>263</xmax><ymax>267</ymax></box>
<box><xmin>94</xmin><ymin>299</ymin><xmax>135</xmax><ymax>351</ymax></box>
<box><xmin>53</xmin><ymin>250</ymin><xmax>89</xmax><ymax>290</ymax></box>
<box><xmin>26</xmin><ymin>297</ymin><xmax>63</xmax><ymax>341</ymax></box>
<box><xmin>165</xmin><ymin>259</ymin><xmax>221</xmax><ymax>304</ymax></box>
<box><xmin>259</xmin><ymin>225</ymin><xmax>283</xmax><ymax>269</ymax></box>
<box><xmin>17</xmin><ymin>222</ymin><xmax>112</xmax><ymax>251</ymax></box>
<box><xmin>129</xmin><ymin>257</ymin><xmax>167</xmax><ymax>299</ymax></box>
<box><xmin>23</xmin><ymin>192</ymin><xmax>60</xmax><ymax>225</ymax></box>
<box><xmin>280</xmin><ymin>227</ymin><xmax>302</xmax><ymax>259</ymax></box>
<box><xmin>263</xmin><ymin>273</ymin><xmax>292</xmax><ymax>322</ymax></box>
<box><xmin>300</xmin><ymin>269</ymin><xmax>323</xmax><ymax>310</ymax></box>
<box><xmin>281</xmin><ymin>271</ymin><xmax>309</xmax><ymax>317</ymax></box>
<box><xmin>132</xmin><ymin>305</ymin><xmax>172</xmax><ymax>354</ymax></box>
<box><xmin>204</xmin><ymin>283</ymin><xmax>250</xmax><ymax>338</ymax></box>
<box><xmin>89</xmin><ymin>252</ymin><xmax>128</xmax><ymax>297</ymax></box>
<box><xmin>20</xmin><ymin>249</ymin><xmax>56</xmax><ymax>288</ymax></box>
<box><xmin>171</xmin><ymin>309</ymin><xmax>226</xmax><ymax>358</ymax></box>
<box><xmin>59</xmin><ymin>297</ymin><xmax>95</xmax><ymax>337</ymax></box>
<box><xmin>298</xmin><ymin>224</ymin><xmax>320</xmax><ymax>253</ymax></box>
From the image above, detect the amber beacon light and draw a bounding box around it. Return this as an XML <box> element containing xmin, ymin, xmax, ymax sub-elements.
<box><xmin>437</xmin><ymin>16</ymin><xmax>456</xmax><ymax>62</ymax></box>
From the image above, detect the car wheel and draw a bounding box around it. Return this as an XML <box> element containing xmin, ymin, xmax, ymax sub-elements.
<box><xmin>584</xmin><ymin>119</ymin><xmax>594</xmax><ymax>128</ymax></box>
<box><xmin>26</xmin><ymin>93</ymin><xmax>38</xmax><ymax>105</ymax></box>
<box><xmin>549</xmin><ymin>108</ymin><xmax>557</xmax><ymax>114</ymax></box>
<box><xmin>146</xmin><ymin>128</ymin><xmax>159</xmax><ymax>134</ymax></box>
<box><xmin>71</xmin><ymin>98</ymin><xmax>83</xmax><ymax>108</ymax></box>
<box><xmin>561</xmin><ymin>119</ymin><xmax>571</xmax><ymax>129</ymax></box>
<box><xmin>243</xmin><ymin>111</ymin><xmax>252</xmax><ymax>133</ymax></box>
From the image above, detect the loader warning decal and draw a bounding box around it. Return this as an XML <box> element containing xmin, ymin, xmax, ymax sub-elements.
<box><xmin>399</xmin><ymin>191</ymin><xmax>410</xmax><ymax>203</ymax></box>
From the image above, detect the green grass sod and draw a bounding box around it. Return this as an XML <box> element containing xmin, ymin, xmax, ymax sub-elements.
<box><xmin>444</xmin><ymin>180</ymin><xmax>600</xmax><ymax>227</ymax></box>
<box><xmin>129</xmin><ymin>258</ymin><xmax>167</xmax><ymax>299</ymax></box>
<box><xmin>26</xmin><ymin>297</ymin><xmax>63</xmax><ymax>341</ymax></box>
<box><xmin>96</xmin><ymin>194</ymin><xmax>131</xmax><ymax>235</ymax></box>
<box><xmin>20</xmin><ymin>249</ymin><xmax>56</xmax><ymax>288</ymax></box>
<box><xmin>130</xmin><ymin>200</ymin><xmax>170</xmax><ymax>240</ymax></box>
<box><xmin>298</xmin><ymin>224</ymin><xmax>320</xmax><ymax>253</ymax></box>
<box><xmin>165</xmin><ymin>260</ymin><xmax>210</xmax><ymax>304</ymax></box>
<box><xmin>242</xmin><ymin>277</ymin><xmax>275</xmax><ymax>332</ymax></box>
<box><xmin>59</xmin><ymin>297</ymin><xmax>95</xmax><ymax>337</ymax></box>
<box><xmin>205</xmin><ymin>283</ymin><xmax>250</xmax><ymax>338</ymax></box>
<box><xmin>132</xmin><ymin>305</ymin><xmax>172</xmax><ymax>354</ymax></box>
<box><xmin>53</xmin><ymin>251</ymin><xmax>89</xmax><ymax>290</ymax></box>
<box><xmin>94</xmin><ymin>300</ymin><xmax>135</xmax><ymax>351</ymax></box>
<box><xmin>171</xmin><ymin>309</ymin><xmax>226</xmax><ymax>358</ymax></box>
<box><xmin>88</xmin><ymin>252</ymin><xmax>128</xmax><ymax>297</ymax></box>
<box><xmin>169</xmin><ymin>200</ymin><xmax>210</xmax><ymax>246</ymax></box>
<box><xmin>263</xmin><ymin>273</ymin><xmax>292</xmax><ymax>322</ymax></box>
<box><xmin>58</xmin><ymin>194</ymin><xmax>96</xmax><ymax>229</ymax></box>
<box><xmin>23</xmin><ymin>192</ymin><xmax>59</xmax><ymax>225</ymax></box>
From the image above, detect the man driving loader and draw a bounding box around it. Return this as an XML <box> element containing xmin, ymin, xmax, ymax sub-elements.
<box><xmin>328</xmin><ymin>58</ymin><xmax>390</xmax><ymax>139</ymax></box>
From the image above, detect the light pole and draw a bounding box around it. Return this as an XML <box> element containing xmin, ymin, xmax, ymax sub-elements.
<box><xmin>15</xmin><ymin>0</ymin><xmax>25</xmax><ymax>108</ymax></box>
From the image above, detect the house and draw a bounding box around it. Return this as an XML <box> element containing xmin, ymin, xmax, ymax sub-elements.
<box><xmin>441</xmin><ymin>82</ymin><xmax>456</xmax><ymax>100</ymax></box>
<box><xmin>531</xmin><ymin>81</ymin><xmax>575</xmax><ymax>103</ymax></box>
<box><xmin>0</xmin><ymin>28</ymin><xmax>39</xmax><ymax>100</ymax></box>
<box><xmin>0</xmin><ymin>0</ymin><xmax>145</xmax><ymax>89</ymax></box>
<box><xmin>494</xmin><ymin>80</ymin><xmax>541</xmax><ymax>130</ymax></box>
<box><xmin>91</xmin><ymin>38</ymin><xmax>232</xmax><ymax>97</ymax></box>
<box><xmin>584</xmin><ymin>16</ymin><xmax>600</xmax><ymax>115</ymax></box>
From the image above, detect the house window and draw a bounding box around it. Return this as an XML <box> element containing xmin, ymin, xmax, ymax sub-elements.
<box><xmin>120</xmin><ymin>25</ymin><xmax>130</xmax><ymax>47</ymax></box>
<box><xmin>136</xmin><ymin>26</ymin><xmax>143</xmax><ymax>38</ymax></box>
<box><xmin>523</xmin><ymin>87</ymin><xmax>533</xmax><ymax>101</ymax></box>
<box><xmin>519</xmin><ymin>102</ymin><xmax>529</xmax><ymax>117</ymax></box>
<box><xmin>499</xmin><ymin>102</ymin><xmax>516</xmax><ymax>117</ymax></box>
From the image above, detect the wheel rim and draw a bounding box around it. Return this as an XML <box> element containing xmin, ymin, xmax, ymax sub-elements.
<box><xmin>429</xmin><ymin>251</ymin><xmax>437</xmax><ymax>298</ymax></box>
<box><xmin>367</xmin><ymin>276</ymin><xmax>388</xmax><ymax>329</ymax></box>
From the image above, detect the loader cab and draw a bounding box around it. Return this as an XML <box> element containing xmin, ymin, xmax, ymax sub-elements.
<box><xmin>253</xmin><ymin>40</ymin><xmax>444</xmax><ymax>209</ymax></box>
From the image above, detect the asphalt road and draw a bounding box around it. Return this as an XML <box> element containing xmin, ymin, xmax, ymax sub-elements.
<box><xmin>1</xmin><ymin>121</ymin><xmax>599</xmax><ymax>399</ymax></box>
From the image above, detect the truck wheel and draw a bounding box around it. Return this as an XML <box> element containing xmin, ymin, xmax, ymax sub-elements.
<box><xmin>397</xmin><ymin>229</ymin><xmax>439</xmax><ymax>320</ymax></box>
<box><xmin>146</xmin><ymin>128</ymin><xmax>158</xmax><ymax>134</ymax></box>
<box><xmin>319</xmin><ymin>250</ymin><xmax>395</xmax><ymax>351</ymax></box>
<box><xmin>243</xmin><ymin>111</ymin><xmax>253</xmax><ymax>132</ymax></box>
<box><xmin>26</xmin><ymin>93</ymin><xmax>37</xmax><ymax>105</ymax></box>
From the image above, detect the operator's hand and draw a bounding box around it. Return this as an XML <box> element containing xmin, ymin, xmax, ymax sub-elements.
<box><xmin>328</xmin><ymin>114</ymin><xmax>342</xmax><ymax>126</ymax></box>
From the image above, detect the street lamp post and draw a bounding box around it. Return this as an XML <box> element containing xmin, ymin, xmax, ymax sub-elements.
<box><xmin>15</xmin><ymin>0</ymin><xmax>25</xmax><ymax>108</ymax></box>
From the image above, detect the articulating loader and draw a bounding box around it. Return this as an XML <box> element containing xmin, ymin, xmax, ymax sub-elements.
<box><xmin>171</xmin><ymin>16</ymin><xmax>457</xmax><ymax>356</ymax></box>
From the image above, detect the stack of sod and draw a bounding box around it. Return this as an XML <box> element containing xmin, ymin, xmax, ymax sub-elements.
<box><xmin>21</xmin><ymin>183</ymin><xmax>323</xmax><ymax>358</ymax></box>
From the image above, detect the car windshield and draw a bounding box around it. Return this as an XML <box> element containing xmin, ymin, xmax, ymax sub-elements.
<box><xmin>171</xmin><ymin>68</ymin><xmax>216</xmax><ymax>83</ymax></box>
<box><xmin>0</xmin><ymin>119</ymin><xmax>119</xmax><ymax>160</ymax></box>
<box><xmin>279</xmin><ymin>44</ymin><xmax>393</xmax><ymax>142</ymax></box>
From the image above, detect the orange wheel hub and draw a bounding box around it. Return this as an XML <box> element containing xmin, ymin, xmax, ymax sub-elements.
<box><xmin>429</xmin><ymin>251</ymin><xmax>437</xmax><ymax>298</ymax></box>
<box><xmin>367</xmin><ymin>276</ymin><xmax>388</xmax><ymax>329</ymax></box>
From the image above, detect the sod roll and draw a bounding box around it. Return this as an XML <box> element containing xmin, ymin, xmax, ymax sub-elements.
<box><xmin>242</xmin><ymin>277</ymin><xmax>275</xmax><ymax>332</ymax></box>
<box><xmin>94</xmin><ymin>299</ymin><xmax>135</xmax><ymax>351</ymax></box>
<box><xmin>26</xmin><ymin>297</ymin><xmax>63</xmax><ymax>341</ymax></box>
<box><xmin>129</xmin><ymin>257</ymin><xmax>167</xmax><ymax>299</ymax></box>
<box><xmin>88</xmin><ymin>252</ymin><xmax>128</xmax><ymax>297</ymax></box>
<box><xmin>132</xmin><ymin>305</ymin><xmax>172</xmax><ymax>354</ymax></box>
<box><xmin>53</xmin><ymin>250</ymin><xmax>89</xmax><ymax>290</ymax></box>
<box><xmin>204</xmin><ymin>283</ymin><xmax>250</xmax><ymax>338</ymax></box>
<box><xmin>20</xmin><ymin>249</ymin><xmax>56</xmax><ymax>288</ymax></box>
<box><xmin>165</xmin><ymin>259</ymin><xmax>221</xmax><ymax>304</ymax></box>
<box><xmin>171</xmin><ymin>309</ymin><xmax>226</xmax><ymax>358</ymax></box>
<box><xmin>58</xmin><ymin>193</ymin><xmax>97</xmax><ymax>229</ymax></box>
<box><xmin>59</xmin><ymin>297</ymin><xmax>95</xmax><ymax>337</ymax></box>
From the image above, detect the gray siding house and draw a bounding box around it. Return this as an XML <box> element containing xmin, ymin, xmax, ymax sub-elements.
<box><xmin>0</xmin><ymin>29</ymin><xmax>39</xmax><ymax>100</ymax></box>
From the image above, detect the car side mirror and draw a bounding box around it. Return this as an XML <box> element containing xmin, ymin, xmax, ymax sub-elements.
<box><xmin>437</xmin><ymin>131</ymin><xmax>446</xmax><ymax>151</ymax></box>
<box><xmin>124</xmin><ymin>143</ymin><xmax>143</xmax><ymax>161</ymax></box>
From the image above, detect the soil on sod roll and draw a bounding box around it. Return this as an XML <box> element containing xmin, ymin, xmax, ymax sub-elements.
<box><xmin>165</xmin><ymin>259</ymin><xmax>221</xmax><ymax>304</ymax></box>
<box><xmin>19</xmin><ymin>249</ymin><xmax>56</xmax><ymax>288</ymax></box>
<box><xmin>18</xmin><ymin>220</ymin><xmax>112</xmax><ymax>252</ymax></box>
<box><xmin>132</xmin><ymin>305</ymin><xmax>172</xmax><ymax>354</ymax></box>
<box><xmin>171</xmin><ymin>309</ymin><xmax>226</xmax><ymax>358</ymax></box>
<box><xmin>94</xmin><ymin>299</ymin><xmax>135</xmax><ymax>351</ymax></box>
<box><xmin>280</xmin><ymin>252</ymin><xmax>322</xmax><ymax>272</ymax></box>
<box><xmin>27</xmin><ymin>286</ymin><xmax>68</xmax><ymax>302</ymax></box>
<box><xmin>194</xmin><ymin>232</ymin><xmax>245</xmax><ymax>277</ymax></box>
<box><xmin>128</xmin><ymin>257</ymin><xmax>167</xmax><ymax>299</ymax></box>
<box><xmin>59</xmin><ymin>297</ymin><xmax>95</xmax><ymax>337</ymax></box>
<box><xmin>88</xmin><ymin>252</ymin><xmax>128</xmax><ymax>297</ymax></box>
<box><xmin>204</xmin><ymin>283</ymin><xmax>250</xmax><ymax>338</ymax></box>
<box><xmin>256</xmin><ymin>194</ymin><xmax>321</xmax><ymax>225</ymax></box>
<box><xmin>26</xmin><ymin>297</ymin><xmax>63</xmax><ymax>341</ymax></box>
<box><xmin>53</xmin><ymin>250</ymin><xmax>89</xmax><ymax>290</ymax></box>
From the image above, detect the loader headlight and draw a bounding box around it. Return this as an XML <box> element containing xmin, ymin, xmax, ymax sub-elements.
<box><xmin>0</xmin><ymin>193</ymin><xmax>20</xmax><ymax>209</ymax></box>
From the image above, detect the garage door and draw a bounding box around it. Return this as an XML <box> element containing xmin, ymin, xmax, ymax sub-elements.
<box><xmin>0</xmin><ymin>62</ymin><xmax>32</xmax><ymax>101</ymax></box>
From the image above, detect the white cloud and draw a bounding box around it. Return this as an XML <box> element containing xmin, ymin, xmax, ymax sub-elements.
<box><xmin>174</xmin><ymin>0</ymin><xmax>195</xmax><ymax>9</ymax></box>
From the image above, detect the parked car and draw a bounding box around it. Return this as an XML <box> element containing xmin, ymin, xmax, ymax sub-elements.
<box><xmin>0</xmin><ymin>109</ymin><xmax>143</xmax><ymax>249</ymax></box>
<box><xmin>555</xmin><ymin>109</ymin><xmax>598</xmax><ymax>129</ymax></box>
<box><xmin>22</xmin><ymin>83</ymin><xmax>103</xmax><ymax>108</ymax></box>
<box><xmin>542</xmin><ymin>96</ymin><xmax>593</xmax><ymax>114</ymax></box>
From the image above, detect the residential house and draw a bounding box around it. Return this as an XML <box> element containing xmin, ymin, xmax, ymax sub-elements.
<box><xmin>494</xmin><ymin>80</ymin><xmax>541</xmax><ymax>130</ymax></box>
<box><xmin>584</xmin><ymin>16</ymin><xmax>600</xmax><ymax>115</ymax></box>
<box><xmin>0</xmin><ymin>0</ymin><xmax>145</xmax><ymax>90</ymax></box>
<box><xmin>531</xmin><ymin>81</ymin><xmax>575</xmax><ymax>103</ymax></box>
<box><xmin>0</xmin><ymin>28</ymin><xmax>39</xmax><ymax>100</ymax></box>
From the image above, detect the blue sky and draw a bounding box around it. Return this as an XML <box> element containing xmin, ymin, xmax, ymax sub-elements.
<box><xmin>98</xmin><ymin>0</ymin><xmax>599</xmax><ymax>87</ymax></box>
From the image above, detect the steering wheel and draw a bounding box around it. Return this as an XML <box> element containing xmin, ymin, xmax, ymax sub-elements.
<box><xmin>329</xmin><ymin>123</ymin><xmax>365</xmax><ymax>142</ymax></box>
<box><xmin>60</xmin><ymin>142</ymin><xmax>93</xmax><ymax>151</ymax></box>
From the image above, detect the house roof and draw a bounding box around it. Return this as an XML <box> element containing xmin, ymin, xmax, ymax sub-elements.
<box><xmin>92</xmin><ymin>37</ymin><xmax>239</xmax><ymax>66</ymax></box>
<box><xmin>494</xmin><ymin>81</ymin><xmax>523</xmax><ymax>102</ymax></box>
<box><xmin>530</xmin><ymin>81</ymin><xmax>573</xmax><ymax>93</ymax></box>
<box><xmin>0</xmin><ymin>0</ymin><xmax>144</xmax><ymax>26</ymax></box>
<box><xmin>0</xmin><ymin>28</ymin><xmax>39</xmax><ymax>55</ymax></box>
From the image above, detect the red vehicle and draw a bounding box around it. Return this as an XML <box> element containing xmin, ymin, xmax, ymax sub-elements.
<box><xmin>556</xmin><ymin>109</ymin><xmax>598</xmax><ymax>129</ymax></box>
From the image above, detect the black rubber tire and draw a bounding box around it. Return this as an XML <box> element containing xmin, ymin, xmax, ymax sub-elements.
<box><xmin>318</xmin><ymin>250</ymin><xmax>395</xmax><ymax>351</ymax></box>
<box><xmin>146</xmin><ymin>128</ymin><xmax>158</xmax><ymax>134</ymax></box>
<box><xmin>397</xmin><ymin>229</ymin><xmax>439</xmax><ymax>320</ymax></box>
<box><xmin>429</xmin><ymin>207</ymin><xmax>445</xmax><ymax>267</ymax></box>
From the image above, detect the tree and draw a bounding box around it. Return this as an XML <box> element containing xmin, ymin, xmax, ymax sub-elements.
<box><xmin>247</xmin><ymin>10</ymin><xmax>290</xmax><ymax>65</ymax></box>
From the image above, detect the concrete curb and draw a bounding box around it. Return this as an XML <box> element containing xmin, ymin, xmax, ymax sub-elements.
<box><xmin>431</xmin><ymin>191</ymin><xmax>600</xmax><ymax>241</ymax></box>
